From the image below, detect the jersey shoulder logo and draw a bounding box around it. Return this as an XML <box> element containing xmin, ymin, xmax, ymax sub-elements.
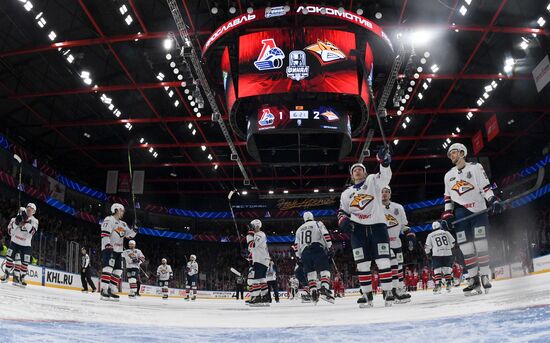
<box><xmin>254</xmin><ymin>39</ymin><xmax>285</xmax><ymax>71</ymax></box>
<box><xmin>385</xmin><ymin>214</ymin><xmax>399</xmax><ymax>228</ymax></box>
<box><xmin>258</xmin><ymin>109</ymin><xmax>275</xmax><ymax>126</ymax></box>
<box><xmin>350</xmin><ymin>194</ymin><xmax>374</xmax><ymax>210</ymax></box>
<box><xmin>305</xmin><ymin>40</ymin><xmax>346</xmax><ymax>64</ymax></box>
<box><xmin>451</xmin><ymin>180</ymin><xmax>475</xmax><ymax>196</ymax></box>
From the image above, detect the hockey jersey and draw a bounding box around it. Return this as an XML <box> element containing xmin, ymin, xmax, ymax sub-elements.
<box><xmin>81</xmin><ymin>254</ymin><xmax>90</xmax><ymax>269</ymax></box>
<box><xmin>157</xmin><ymin>264</ymin><xmax>173</xmax><ymax>281</ymax></box>
<box><xmin>444</xmin><ymin>162</ymin><xmax>495</xmax><ymax>214</ymax></box>
<box><xmin>289</xmin><ymin>277</ymin><xmax>299</xmax><ymax>289</ymax></box>
<box><xmin>339</xmin><ymin>165</ymin><xmax>392</xmax><ymax>225</ymax></box>
<box><xmin>123</xmin><ymin>248</ymin><xmax>145</xmax><ymax>269</ymax></box>
<box><xmin>294</xmin><ymin>220</ymin><xmax>332</xmax><ymax>258</ymax></box>
<box><xmin>187</xmin><ymin>261</ymin><xmax>199</xmax><ymax>276</ymax></box>
<box><xmin>425</xmin><ymin>229</ymin><xmax>455</xmax><ymax>257</ymax></box>
<box><xmin>382</xmin><ymin>201</ymin><xmax>408</xmax><ymax>249</ymax></box>
<box><xmin>8</xmin><ymin>215</ymin><xmax>39</xmax><ymax>247</ymax></box>
<box><xmin>100</xmin><ymin>215</ymin><xmax>136</xmax><ymax>252</ymax></box>
<box><xmin>249</xmin><ymin>231</ymin><xmax>270</xmax><ymax>266</ymax></box>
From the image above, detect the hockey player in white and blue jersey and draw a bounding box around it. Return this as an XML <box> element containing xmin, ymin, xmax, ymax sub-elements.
<box><xmin>246</xmin><ymin>219</ymin><xmax>270</xmax><ymax>306</ymax></box>
<box><xmin>441</xmin><ymin>143</ymin><xmax>503</xmax><ymax>296</ymax></box>
<box><xmin>100</xmin><ymin>203</ymin><xmax>137</xmax><ymax>301</ymax></box>
<box><xmin>425</xmin><ymin>221</ymin><xmax>456</xmax><ymax>294</ymax></box>
<box><xmin>123</xmin><ymin>240</ymin><xmax>145</xmax><ymax>298</ymax></box>
<box><xmin>338</xmin><ymin>148</ymin><xmax>394</xmax><ymax>308</ymax></box>
<box><xmin>157</xmin><ymin>258</ymin><xmax>173</xmax><ymax>299</ymax></box>
<box><xmin>185</xmin><ymin>255</ymin><xmax>199</xmax><ymax>301</ymax></box>
<box><xmin>295</xmin><ymin>211</ymin><xmax>335</xmax><ymax>304</ymax></box>
<box><xmin>1</xmin><ymin>203</ymin><xmax>38</xmax><ymax>287</ymax></box>
<box><xmin>381</xmin><ymin>186</ymin><xmax>411</xmax><ymax>303</ymax></box>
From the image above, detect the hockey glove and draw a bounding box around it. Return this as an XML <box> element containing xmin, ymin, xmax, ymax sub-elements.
<box><xmin>376</xmin><ymin>147</ymin><xmax>392</xmax><ymax>167</ymax></box>
<box><xmin>132</xmin><ymin>258</ymin><xmax>139</xmax><ymax>264</ymax></box>
<box><xmin>337</xmin><ymin>211</ymin><xmax>354</xmax><ymax>233</ymax></box>
<box><xmin>488</xmin><ymin>196</ymin><xmax>504</xmax><ymax>215</ymax></box>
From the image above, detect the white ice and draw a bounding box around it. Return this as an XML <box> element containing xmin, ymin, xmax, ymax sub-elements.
<box><xmin>1</xmin><ymin>273</ymin><xmax>550</xmax><ymax>342</ymax></box>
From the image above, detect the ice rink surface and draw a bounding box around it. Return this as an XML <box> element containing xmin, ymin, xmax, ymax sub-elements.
<box><xmin>1</xmin><ymin>273</ymin><xmax>550</xmax><ymax>343</ymax></box>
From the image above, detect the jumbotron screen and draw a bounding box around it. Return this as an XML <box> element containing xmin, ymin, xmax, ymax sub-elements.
<box><xmin>238</xmin><ymin>28</ymin><xmax>358</xmax><ymax>98</ymax></box>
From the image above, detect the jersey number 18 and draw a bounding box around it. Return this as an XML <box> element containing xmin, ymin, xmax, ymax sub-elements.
<box><xmin>301</xmin><ymin>230</ymin><xmax>312</xmax><ymax>245</ymax></box>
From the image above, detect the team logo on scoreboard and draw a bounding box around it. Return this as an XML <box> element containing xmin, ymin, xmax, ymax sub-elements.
<box><xmin>286</xmin><ymin>50</ymin><xmax>309</xmax><ymax>81</ymax></box>
<box><xmin>258</xmin><ymin>108</ymin><xmax>275</xmax><ymax>127</ymax></box>
<box><xmin>305</xmin><ymin>40</ymin><xmax>346</xmax><ymax>65</ymax></box>
<box><xmin>451</xmin><ymin>180</ymin><xmax>475</xmax><ymax>196</ymax></box>
<box><xmin>319</xmin><ymin>107</ymin><xmax>339</xmax><ymax>122</ymax></box>
<box><xmin>350</xmin><ymin>194</ymin><xmax>374</xmax><ymax>210</ymax></box>
<box><xmin>254</xmin><ymin>39</ymin><xmax>285</xmax><ymax>71</ymax></box>
<box><xmin>265</xmin><ymin>6</ymin><xmax>286</xmax><ymax>18</ymax></box>
<box><xmin>385</xmin><ymin>214</ymin><xmax>399</xmax><ymax>228</ymax></box>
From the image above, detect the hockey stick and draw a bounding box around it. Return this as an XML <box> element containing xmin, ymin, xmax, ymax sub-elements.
<box><xmin>228</xmin><ymin>190</ymin><xmax>244</xmax><ymax>252</ymax></box>
<box><xmin>126</xmin><ymin>143</ymin><xmax>139</xmax><ymax>227</ymax></box>
<box><xmin>139</xmin><ymin>265</ymin><xmax>150</xmax><ymax>280</ymax></box>
<box><xmin>13</xmin><ymin>154</ymin><xmax>23</xmax><ymax>209</ymax></box>
<box><xmin>230</xmin><ymin>267</ymin><xmax>242</xmax><ymax>277</ymax></box>
<box><xmin>452</xmin><ymin>167</ymin><xmax>545</xmax><ymax>226</ymax></box>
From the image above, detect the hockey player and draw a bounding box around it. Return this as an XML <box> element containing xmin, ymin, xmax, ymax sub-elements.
<box><xmin>425</xmin><ymin>221</ymin><xmax>456</xmax><ymax>293</ymax></box>
<box><xmin>441</xmin><ymin>143</ymin><xmax>503</xmax><ymax>295</ymax></box>
<box><xmin>1</xmin><ymin>203</ymin><xmax>38</xmax><ymax>287</ymax></box>
<box><xmin>100</xmin><ymin>203</ymin><xmax>137</xmax><ymax>301</ymax></box>
<box><xmin>157</xmin><ymin>258</ymin><xmax>173</xmax><ymax>299</ymax></box>
<box><xmin>452</xmin><ymin>262</ymin><xmax>463</xmax><ymax>286</ymax></box>
<box><xmin>185</xmin><ymin>254</ymin><xmax>199</xmax><ymax>301</ymax></box>
<box><xmin>381</xmin><ymin>186</ymin><xmax>411</xmax><ymax>303</ymax></box>
<box><xmin>123</xmin><ymin>240</ymin><xmax>145</xmax><ymax>298</ymax></box>
<box><xmin>338</xmin><ymin>148</ymin><xmax>394</xmax><ymax>308</ymax></box>
<box><xmin>294</xmin><ymin>211</ymin><xmax>335</xmax><ymax>304</ymax></box>
<box><xmin>288</xmin><ymin>276</ymin><xmax>299</xmax><ymax>300</ymax></box>
<box><xmin>246</xmin><ymin>219</ymin><xmax>270</xmax><ymax>306</ymax></box>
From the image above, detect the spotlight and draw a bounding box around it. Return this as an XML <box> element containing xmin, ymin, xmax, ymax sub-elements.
<box><xmin>375</xmin><ymin>12</ymin><xmax>382</xmax><ymax>19</ymax></box>
<box><xmin>170</xmin><ymin>62</ymin><xmax>176</xmax><ymax>68</ymax></box>
<box><xmin>229</xmin><ymin>6</ymin><xmax>236</xmax><ymax>14</ymax></box>
<box><xmin>166</xmin><ymin>53</ymin><xmax>172</xmax><ymax>60</ymax></box>
<box><xmin>211</xmin><ymin>7</ymin><xmax>218</xmax><ymax>14</ymax></box>
<box><xmin>247</xmin><ymin>7</ymin><xmax>253</xmax><ymax>14</ymax></box>
<box><xmin>163</xmin><ymin>38</ymin><xmax>173</xmax><ymax>50</ymax></box>
<box><xmin>356</xmin><ymin>8</ymin><xmax>364</xmax><ymax>15</ymax></box>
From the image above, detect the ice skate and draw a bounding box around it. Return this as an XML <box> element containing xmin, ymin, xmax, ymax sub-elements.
<box><xmin>311</xmin><ymin>289</ymin><xmax>319</xmax><ymax>304</ymax></box>
<box><xmin>358</xmin><ymin>291</ymin><xmax>373</xmax><ymax>308</ymax></box>
<box><xmin>19</xmin><ymin>278</ymin><xmax>27</xmax><ymax>288</ymax></box>
<box><xmin>128</xmin><ymin>293</ymin><xmax>136</xmax><ymax>299</ymax></box>
<box><xmin>191</xmin><ymin>294</ymin><xmax>196</xmax><ymax>301</ymax></box>
<box><xmin>100</xmin><ymin>289</ymin><xmax>110</xmax><ymax>301</ymax></box>
<box><xmin>384</xmin><ymin>290</ymin><xmax>395</xmax><ymax>307</ymax></box>
<box><xmin>393</xmin><ymin>288</ymin><xmax>411</xmax><ymax>304</ymax></box>
<box><xmin>433</xmin><ymin>284</ymin><xmax>441</xmax><ymax>294</ymax></box>
<box><xmin>12</xmin><ymin>275</ymin><xmax>20</xmax><ymax>287</ymax></box>
<box><xmin>301</xmin><ymin>293</ymin><xmax>312</xmax><ymax>303</ymax></box>
<box><xmin>0</xmin><ymin>274</ymin><xmax>8</xmax><ymax>284</ymax></box>
<box><xmin>248</xmin><ymin>295</ymin><xmax>263</xmax><ymax>307</ymax></box>
<box><xmin>319</xmin><ymin>288</ymin><xmax>335</xmax><ymax>304</ymax></box>
<box><xmin>108</xmin><ymin>288</ymin><xmax>120</xmax><ymax>302</ymax></box>
<box><xmin>463</xmin><ymin>276</ymin><xmax>483</xmax><ymax>296</ymax></box>
<box><xmin>446</xmin><ymin>282</ymin><xmax>452</xmax><ymax>293</ymax></box>
<box><xmin>162</xmin><ymin>295</ymin><xmax>168</xmax><ymax>300</ymax></box>
<box><xmin>481</xmin><ymin>275</ymin><xmax>492</xmax><ymax>294</ymax></box>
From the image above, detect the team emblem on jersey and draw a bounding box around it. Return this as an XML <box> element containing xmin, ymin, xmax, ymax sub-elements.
<box><xmin>258</xmin><ymin>109</ymin><xmax>275</xmax><ymax>126</ymax></box>
<box><xmin>467</xmin><ymin>171</ymin><xmax>472</xmax><ymax>179</ymax></box>
<box><xmin>114</xmin><ymin>226</ymin><xmax>126</xmax><ymax>237</ymax></box>
<box><xmin>350</xmin><ymin>194</ymin><xmax>374</xmax><ymax>210</ymax></box>
<box><xmin>254</xmin><ymin>39</ymin><xmax>285</xmax><ymax>71</ymax></box>
<box><xmin>451</xmin><ymin>180</ymin><xmax>475</xmax><ymax>196</ymax></box>
<box><xmin>385</xmin><ymin>214</ymin><xmax>399</xmax><ymax>228</ymax></box>
<box><xmin>305</xmin><ymin>40</ymin><xmax>346</xmax><ymax>64</ymax></box>
<box><xmin>286</xmin><ymin>50</ymin><xmax>309</xmax><ymax>81</ymax></box>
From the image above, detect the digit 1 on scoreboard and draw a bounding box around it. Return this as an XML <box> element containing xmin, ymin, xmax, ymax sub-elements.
<box><xmin>279</xmin><ymin>111</ymin><xmax>283</xmax><ymax>120</ymax></box>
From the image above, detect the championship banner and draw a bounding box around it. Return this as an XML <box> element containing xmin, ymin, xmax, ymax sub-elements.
<box><xmin>472</xmin><ymin>130</ymin><xmax>484</xmax><ymax>155</ymax></box>
<box><xmin>118</xmin><ymin>172</ymin><xmax>130</xmax><ymax>193</ymax></box>
<box><xmin>485</xmin><ymin>114</ymin><xmax>500</xmax><ymax>142</ymax></box>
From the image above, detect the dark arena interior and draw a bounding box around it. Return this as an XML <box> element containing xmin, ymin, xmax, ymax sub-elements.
<box><xmin>0</xmin><ymin>1</ymin><xmax>549</xmax><ymax>342</ymax></box>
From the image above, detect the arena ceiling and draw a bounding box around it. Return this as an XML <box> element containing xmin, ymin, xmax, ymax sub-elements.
<box><xmin>0</xmin><ymin>0</ymin><xmax>549</xmax><ymax>205</ymax></box>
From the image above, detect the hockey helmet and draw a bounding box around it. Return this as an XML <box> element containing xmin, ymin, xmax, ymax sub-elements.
<box><xmin>190</xmin><ymin>254</ymin><xmax>196</xmax><ymax>261</ymax></box>
<box><xmin>432</xmin><ymin>221</ymin><xmax>442</xmax><ymax>230</ymax></box>
<box><xmin>161</xmin><ymin>258</ymin><xmax>167</xmax><ymax>264</ymax></box>
<box><xmin>303</xmin><ymin>211</ymin><xmax>314</xmax><ymax>222</ymax></box>
<box><xmin>128</xmin><ymin>240</ymin><xmax>136</xmax><ymax>247</ymax></box>
<box><xmin>26</xmin><ymin>203</ymin><xmax>37</xmax><ymax>213</ymax></box>
<box><xmin>447</xmin><ymin>143</ymin><xmax>468</xmax><ymax>158</ymax></box>
<box><xmin>111</xmin><ymin>203</ymin><xmax>125</xmax><ymax>214</ymax></box>
<box><xmin>349</xmin><ymin>163</ymin><xmax>366</xmax><ymax>175</ymax></box>
<box><xmin>382</xmin><ymin>185</ymin><xmax>391</xmax><ymax>192</ymax></box>
<box><xmin>250</xmin><ymin>219</ymin><xmax>262</xmax><ymax>230</ymax></box>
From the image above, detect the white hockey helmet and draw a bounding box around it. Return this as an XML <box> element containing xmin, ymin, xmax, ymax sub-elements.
<box><xmin>303</xmin><ymin>211</ymin><xmax>314</xmax><ymax>222</ymax></box>
<box><xmin>128</xmin><ymin>240</ymin><xmax>136</xmax><ymax>247</ymax></box>
<box><xmin>111</xmin><ymin>203</ymin><xmax>125</xmax><ymax>214</ymax></box>
<box><xmin>190</xmin><ymin>254</ymin><xmax>196</xmax><ymax>261</ymax></box>
<box><xmin>26</xmin><ymin>203</ymin><xmax>37</xmax><ymax>213</ymax></box>
<box><xmin>161</xmin><ymin>258</ymin><xmax>167</xmax><ymax>264</ymax></box>
<box><xmin>349</xmin><ymin>163</ymin><xmax>366</xmax><ymax>175</ymax></box>
<box><xmin>250</xmin><ymin>219</ymin><xmax>262</xmax><ymax>230</ymax></box>
<box><xmin>382</xmin><ymin>186</ymin><xmax>391</xmax><ymax>192</ymax></box>
<box><xmin>432</xmin><ymin>221</ymin><xmax>442</xmax><ymax>230</ymax></box>
<box><xmin>447</xmin><ymin>143</ymin><xmax>468</xmax><ymax>158</ymax></box>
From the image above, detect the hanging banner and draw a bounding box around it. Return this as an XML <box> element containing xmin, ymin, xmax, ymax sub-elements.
<box><xmin>472</xmin><ymin>130</ymin><xmax>484</xmax><ymax>155</ymax></box>
<box><xmin>532</xmin><ymin>55</ymin><xmax>550</xmax><ymax>93</ymax></box>
<box><xmin>106</xmin><ymin>170</ymin><xmax>119</xmax><ymax>194</ymax></box>
<box><xmin>118</xmin><ymin>173</ymin><xmax>130</xmax><ymax>193</ymax></box>
<box><xmin>485</xmin><ymin>114</ymin><xmax>500</xmax><ymax>142</ymax></box>
<box><xmin>39</xmin><ymin>174</ymin><xmax>66</xmax><ymax>202</ymax></box>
